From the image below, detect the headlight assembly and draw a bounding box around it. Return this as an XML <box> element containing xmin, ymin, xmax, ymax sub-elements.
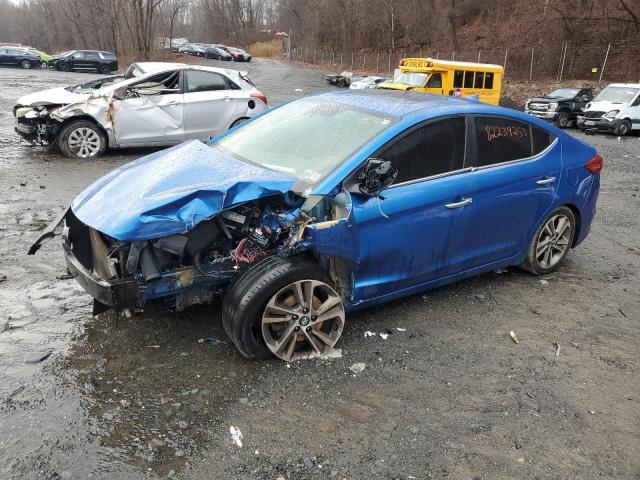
<box><xmin>604</xmin><ymin>110</ymin><xmax>619</xmax><ymax>118</ymax></box>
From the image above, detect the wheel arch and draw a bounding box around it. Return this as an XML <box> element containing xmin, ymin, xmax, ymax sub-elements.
<box><xmin>562</xmin><ymin>202</ymin><xmax>582</xmax><ymax>247</ymax></box>
<box><xmin>57</xmin><ymin>115</ymin><xmax>110</xmax><ymax>147</ymax></box>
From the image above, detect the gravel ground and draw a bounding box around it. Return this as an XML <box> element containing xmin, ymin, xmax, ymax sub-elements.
<box><xmin>0</xmin><ymin>58</ymin><xmax>638</xmax><ymax>480</ymax></box>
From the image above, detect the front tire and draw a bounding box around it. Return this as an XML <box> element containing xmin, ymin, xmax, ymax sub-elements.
<box><xmin>555</xmin><ymin>111</ymin><xmax>571</xmax><ymax>128</ymax></box>
<box><xmin>57</xmin><ymin>62</ymin><xmax>69</xmax><ymax>72</ymax></box>
<box><xmin>522</xmin><ymin>206</ymin><xmax>576</xmax><ymax>275</ymax></box>
<box><xmin>222</xmin><ymin>256</ymin><xmax>346</xmax><ymax>361</ymax></box>
<box><xmin>56</xmin><ymin>120</ymin><xmax>107</xmax><ymax>159</ymax></box>
<box><xmin>614</xmin><ymin>119</ymin><xmax>632</xmax><ymax>136</ymax></box>
<box><xmin>99</xmin><ymin>64</ymin><xmax>110</xmax><ymax>74</ymax></box>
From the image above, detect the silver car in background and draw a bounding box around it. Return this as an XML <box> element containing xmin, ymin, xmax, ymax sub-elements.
<box><xmin>14</xmin><ymin>63</ymin><xmax>268</xmax><ymax>158</ymax></box>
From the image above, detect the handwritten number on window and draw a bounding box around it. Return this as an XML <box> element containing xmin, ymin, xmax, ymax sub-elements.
<box><xmin>486</xmin><ymin>126</ymin><xmax>528</xmax><ymax>142</ymax></box>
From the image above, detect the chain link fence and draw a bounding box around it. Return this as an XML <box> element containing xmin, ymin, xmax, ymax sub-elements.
<box><xmin>288</xmin><ymin>42</ymin><xmax>640</xmax><ymax>83</ymax></box>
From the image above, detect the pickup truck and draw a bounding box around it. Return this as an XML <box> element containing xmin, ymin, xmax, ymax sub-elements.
<box><xmin>524</xmin><ymin>88</ymin><xmax>592</xmax><ymax>128</ymax></box>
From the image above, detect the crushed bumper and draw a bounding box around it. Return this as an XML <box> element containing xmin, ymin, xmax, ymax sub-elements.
<box><xmin>576</xmin><ymin>116</ymin><xmax>615</xmax><ymax>131</ymax></box>
<box><xmin>62</xmin><ymin>225</ymin><xmax>138</xmax><ymax>309</ymax></box>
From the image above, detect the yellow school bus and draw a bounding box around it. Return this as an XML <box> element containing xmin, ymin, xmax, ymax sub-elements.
<box><xmin>378</xmin><ymin>58</ymin><xmax>503</xmax><ymax>105</ymax></box>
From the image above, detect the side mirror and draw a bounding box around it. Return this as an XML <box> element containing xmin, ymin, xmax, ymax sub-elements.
<box><xmin>580</xmin><ymin>95</ymin><xmax>590</xmax><ymax>101</ymax></box>
<box><xmin>359</xmin><ymin>158</ymin><xmax>398</xmax><ymax>196</ymax></box>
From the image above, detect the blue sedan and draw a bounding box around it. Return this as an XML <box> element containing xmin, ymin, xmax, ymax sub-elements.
<box><xmin>29</xmin><ymin>91</ymin><xmax>601</xmax><ymax>361</ymax></box>
<box><xmin>0</xmin><ymin>46</ymin><xmax>41</xmax><ymax>69</ymax></box>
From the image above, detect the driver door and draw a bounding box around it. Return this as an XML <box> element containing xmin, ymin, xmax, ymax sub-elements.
<box><xmin>111</xmin><ymin>70</ymin><xmax>185</xmax><ymax>146</ymax></box>
<box><xmin>348</xmin><ymin>116</ymin><xmax>474</xmax><ymax>302</ymax></box>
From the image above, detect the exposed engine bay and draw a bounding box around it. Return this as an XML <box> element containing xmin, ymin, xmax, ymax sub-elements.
<box><xmin>60</xmin><ymin>190</ymin><xmax>355</xmax><ymax>315</ymax></box>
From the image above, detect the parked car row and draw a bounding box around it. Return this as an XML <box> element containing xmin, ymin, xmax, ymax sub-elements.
<box><xmin>177</xmin><ymin>43</ymin><xmax>251</xmax><ymax>62</ymax></box>
<box><xmin>0</xmin><ymin>45</ymin><xmax>118</xmax><ymax>74</ymax></box>
<box><xmin>325</xmin><ymin>71</ymin><xmax>390</xmax><ymax>89</ymax></box>
<box><xmin>525</xmin><ymin>83</ymin><xmax>640</xmax><ymax>136</ymax></box>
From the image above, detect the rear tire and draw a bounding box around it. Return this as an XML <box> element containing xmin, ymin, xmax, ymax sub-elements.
<box><xmin>21</xmin><ymin>60</ymin><xmax>32</xmax><ymax>69</ymax></box>
<box><xmin>57</xmin><ymin>120</ymin><xmax>107</xmax><ymax>159</ymax></box>
<box><xmin>222</xmin><ymin>256</ymin><xmax>344</xmax><ymax>361</ymax></box>
<box><xmin>521</xmin><ymin>206</ymin><xmax>576</xmax><ymax>275</ymax></box>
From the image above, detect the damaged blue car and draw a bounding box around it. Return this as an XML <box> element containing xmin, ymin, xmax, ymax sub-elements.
<box><xmin>29</xmin><ymin>90</ymin><xmax>602</xmax><ymax>361</ymax></box>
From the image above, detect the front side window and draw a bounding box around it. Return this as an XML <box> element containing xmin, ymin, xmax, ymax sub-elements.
<box><xmin>426</xmin><ymin>73</ymin><xmax>442</xmax><ymax>88</ymax></box>
<box><xmin>475</xmin><ymin>117</ymin><xmax>553</xmax><ymax>167</ymax></box>
<box><xmin>186</xmin><ymin>70</ymin><xmax>228</xmax><ymax>93</ymax></box>
<box><xmin>380</xmin><ymin>117</ymin><xmax>466</xmax><ymax>184</ymax></box>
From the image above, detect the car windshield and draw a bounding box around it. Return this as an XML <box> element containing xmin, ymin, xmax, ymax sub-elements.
<box><xmin>548</xmin><ymin>88</ymin><xmax>579</xmax><ymax>98</ymax></box>
<box><xmin>594</xmin><ymin>86</ymin><xmax>640</xmax><ymax>103</ymax></box>
<box><xmin>214</xmin><ymin>98</ymin><xmax>396</xmax><ymax>187</ymax></box>
<box><xmin>393</xmin><ymin>72</ymin><xmax>428</xmax><ymax>87</ymax></box>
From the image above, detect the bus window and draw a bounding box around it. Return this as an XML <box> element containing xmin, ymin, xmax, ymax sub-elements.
<box><xmin>454</xmin><ymin>70</ymin><xmax>464</xmax><ymax>88</ymax></box>
<box><xmin>485</xmin><ymin>72</ymin><xmax>494</xmax><ymax>89</ymax></box>
<box><xmin>474</xmin><ymin>72</ymin><xmax>485</xmax><ymax>89</ymax></box>
<box><xmin>464</xmin><ymin>71</ymin><xmax>474</xmax><ymax>88</ymax></box>
<box><xmin>426</xmin><ymin>73</ymin><xmax>442</xmax><ymax>88</ymax></box>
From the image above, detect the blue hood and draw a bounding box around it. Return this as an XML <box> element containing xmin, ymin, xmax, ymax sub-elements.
<box><xmin>71</xmin><ymin>140</ymin><xmax>297</xmax><ymax>241</ymax></box>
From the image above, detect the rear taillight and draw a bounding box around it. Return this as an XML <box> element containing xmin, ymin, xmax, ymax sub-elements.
<box><xmin>251</xmin><ymin>92</ymin><xmax>267</xmax><ymax>106</ymax></box>
<box><xmin>584</xmin><ymin>154</ymin><xmax>603</xmax><ymax>174</ymax></box>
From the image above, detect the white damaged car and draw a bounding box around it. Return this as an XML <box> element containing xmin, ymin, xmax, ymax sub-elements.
<box><xmin>576</xmin><ymin>83</ymin><xmax>640</xmax><ymax>136</ymax></box>
<box><xmin>13</xmin><ymin>62</ymin><xmax>268</xmax><ymax>158</ymax></box>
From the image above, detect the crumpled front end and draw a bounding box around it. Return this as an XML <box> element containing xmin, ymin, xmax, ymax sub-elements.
<box><xmin>31</xmin><ymin>141</ymin><xmax>359</xmax><ymax>314</ymax></box>
<box><xmin>14</xmin><ymin>104</ymin><xmax>63</xmax><ymax>144</ymax></box>
<box><xmin>59</xmin><ymin>190</ymin><xmax>356</xmax><ymax>314</ymax></box>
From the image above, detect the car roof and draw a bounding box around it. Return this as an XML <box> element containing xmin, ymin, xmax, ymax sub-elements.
<box><xmin>309</xmin><ymin>89</ymin><xmax>505</xmax><ymax>118</ymax></box>
<box><xmin>131</xmin><ymin>62</ymin><xmax>245</xmax><ymax>79</ymax></box>
<box><xmin>604</xmin><ymin>83</ymin><xmax>640</xmax><ymax>88</ymax></box>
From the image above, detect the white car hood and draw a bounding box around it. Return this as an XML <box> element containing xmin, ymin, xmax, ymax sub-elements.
<box><xmin>17</xmin><ymin>87</ymin><xmax>92</xmax><ymax>107</ymax></box>
<box><xmin>584</xmin><ymin>100</ymin><xmax>628</xmax><ymax>113</ymax></box>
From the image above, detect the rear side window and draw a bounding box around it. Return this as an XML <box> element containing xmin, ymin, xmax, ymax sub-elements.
<box><xmin>532</xmin><ymin>125</ymin><xmax>554</xmax><ymax>155</ymax></box>
<box><xmin>484</xmin><ymin>72</ymin><xmax>494</xmax><ymax>89</ymax></box>
<box><xmin>100</xmin><ymin>52</ymin><xmax>115</xmax><ymax>59</ymax></box>
<box><xmin>474</xmin><ymin>72</ymin><xmax>485</xmax><ymax>89</ymax></box>
<box><xmin>85</xmin><ymin>52</ymin><xmax>99</xmax><ymax>60</ymax></box>
<box><xmin>453</xmin><ymin>70</ymin><xmax>464</xmax><ymax>88</ymax></box>
<box><xmin>381</xmin><ymin>117</ymin><xmax>466</xmax><ymax>184</ymax></box>
<box><xmin>186</xmin><ymin>70</ymin><xmax>228</xmax><ymax>92</ymax></box>
<box><xmin>464</xmin><ymin>71</ymin><xmax>474</xmax><ymax>88</ymax></box>
<box><xmin>475</xmin><ymin>117</ymin><xmax>554</xmax><ymax>166</ymax></box>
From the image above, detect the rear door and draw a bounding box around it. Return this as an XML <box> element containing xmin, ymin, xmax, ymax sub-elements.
<box><xmin>183</xmin><ymin>69</ymin><xmax>242</xmax><ymax>140</ymax></box>
<box><xmin>462</xmin><ymin>116</ymin><xmax>560</xmax><ymax>268</ymax></box>
<box><xmin>111</xmin><ymin>69</ymin><xmax>184</xmax><ymax>146</ymax></box>
<box><xmin>348</xmin><ymin>116</ymin><xmax>474</xmax><ymax>301</ymax></box>
<box><xmin>83</xmin><ymin>51</ymin><xmax>100</xmax><ymax>71</ymax></box>
<box><xmin>0</xmin><ymin>48</ymin><xmax>10</xmax><ymax>65</ymax></box>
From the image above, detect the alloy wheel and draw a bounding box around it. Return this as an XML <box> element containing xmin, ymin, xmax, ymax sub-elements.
<box><xmin>67</xmin><ymin>127</ymin><xmax>101</xmax><ymax>158</ymax></box>
<box><xmin>21</xmin><ymin>60</ymin><xmax>32</xmax><ymax>69</ymax></box>
<box><xmin>261</xmin><ymin>279</ymin><xmax>345</xmax><ymax>361</ymax></box>
<box><xmin>536</xmin><ymin>214</ymin><xmax>572</xmax><ymax>269</ymax></box>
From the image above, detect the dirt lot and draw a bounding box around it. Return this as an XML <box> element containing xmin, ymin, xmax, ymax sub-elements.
<box><xmin>0</xmin><ymin>59</ymin><xmax>639</xmax><ymax>480</ymax></box>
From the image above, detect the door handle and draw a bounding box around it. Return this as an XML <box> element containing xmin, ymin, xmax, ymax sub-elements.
<box><xmin>223</xmin><ymin>97</ymin><xmax>232</xmax><ymax>101</ymax></box>
<box><xmin>536</xmin><ymin>177</ymin><xmax>556</xmax><ymax>185</ymax></box>
<box><xmin>164</xmin><ymin>101</ymin><xmax>179</xmax><ymax>106</ymax></box>
<box><xmin>445</xmin><ymin>198</ymin><xmax>473</xmax><ymax>209</ymax></box>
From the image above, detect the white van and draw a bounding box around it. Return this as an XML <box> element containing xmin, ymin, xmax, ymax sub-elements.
<box><xmin>577</xmin><ymin>83</ymin><xmax>640</xmax><ymax>136</ymax></box>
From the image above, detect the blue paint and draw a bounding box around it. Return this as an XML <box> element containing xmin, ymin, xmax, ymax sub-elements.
<box><xmin>71</xmin><ymin>140</ymin><xmax>296</xmax><ymax>241</ymax></box>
